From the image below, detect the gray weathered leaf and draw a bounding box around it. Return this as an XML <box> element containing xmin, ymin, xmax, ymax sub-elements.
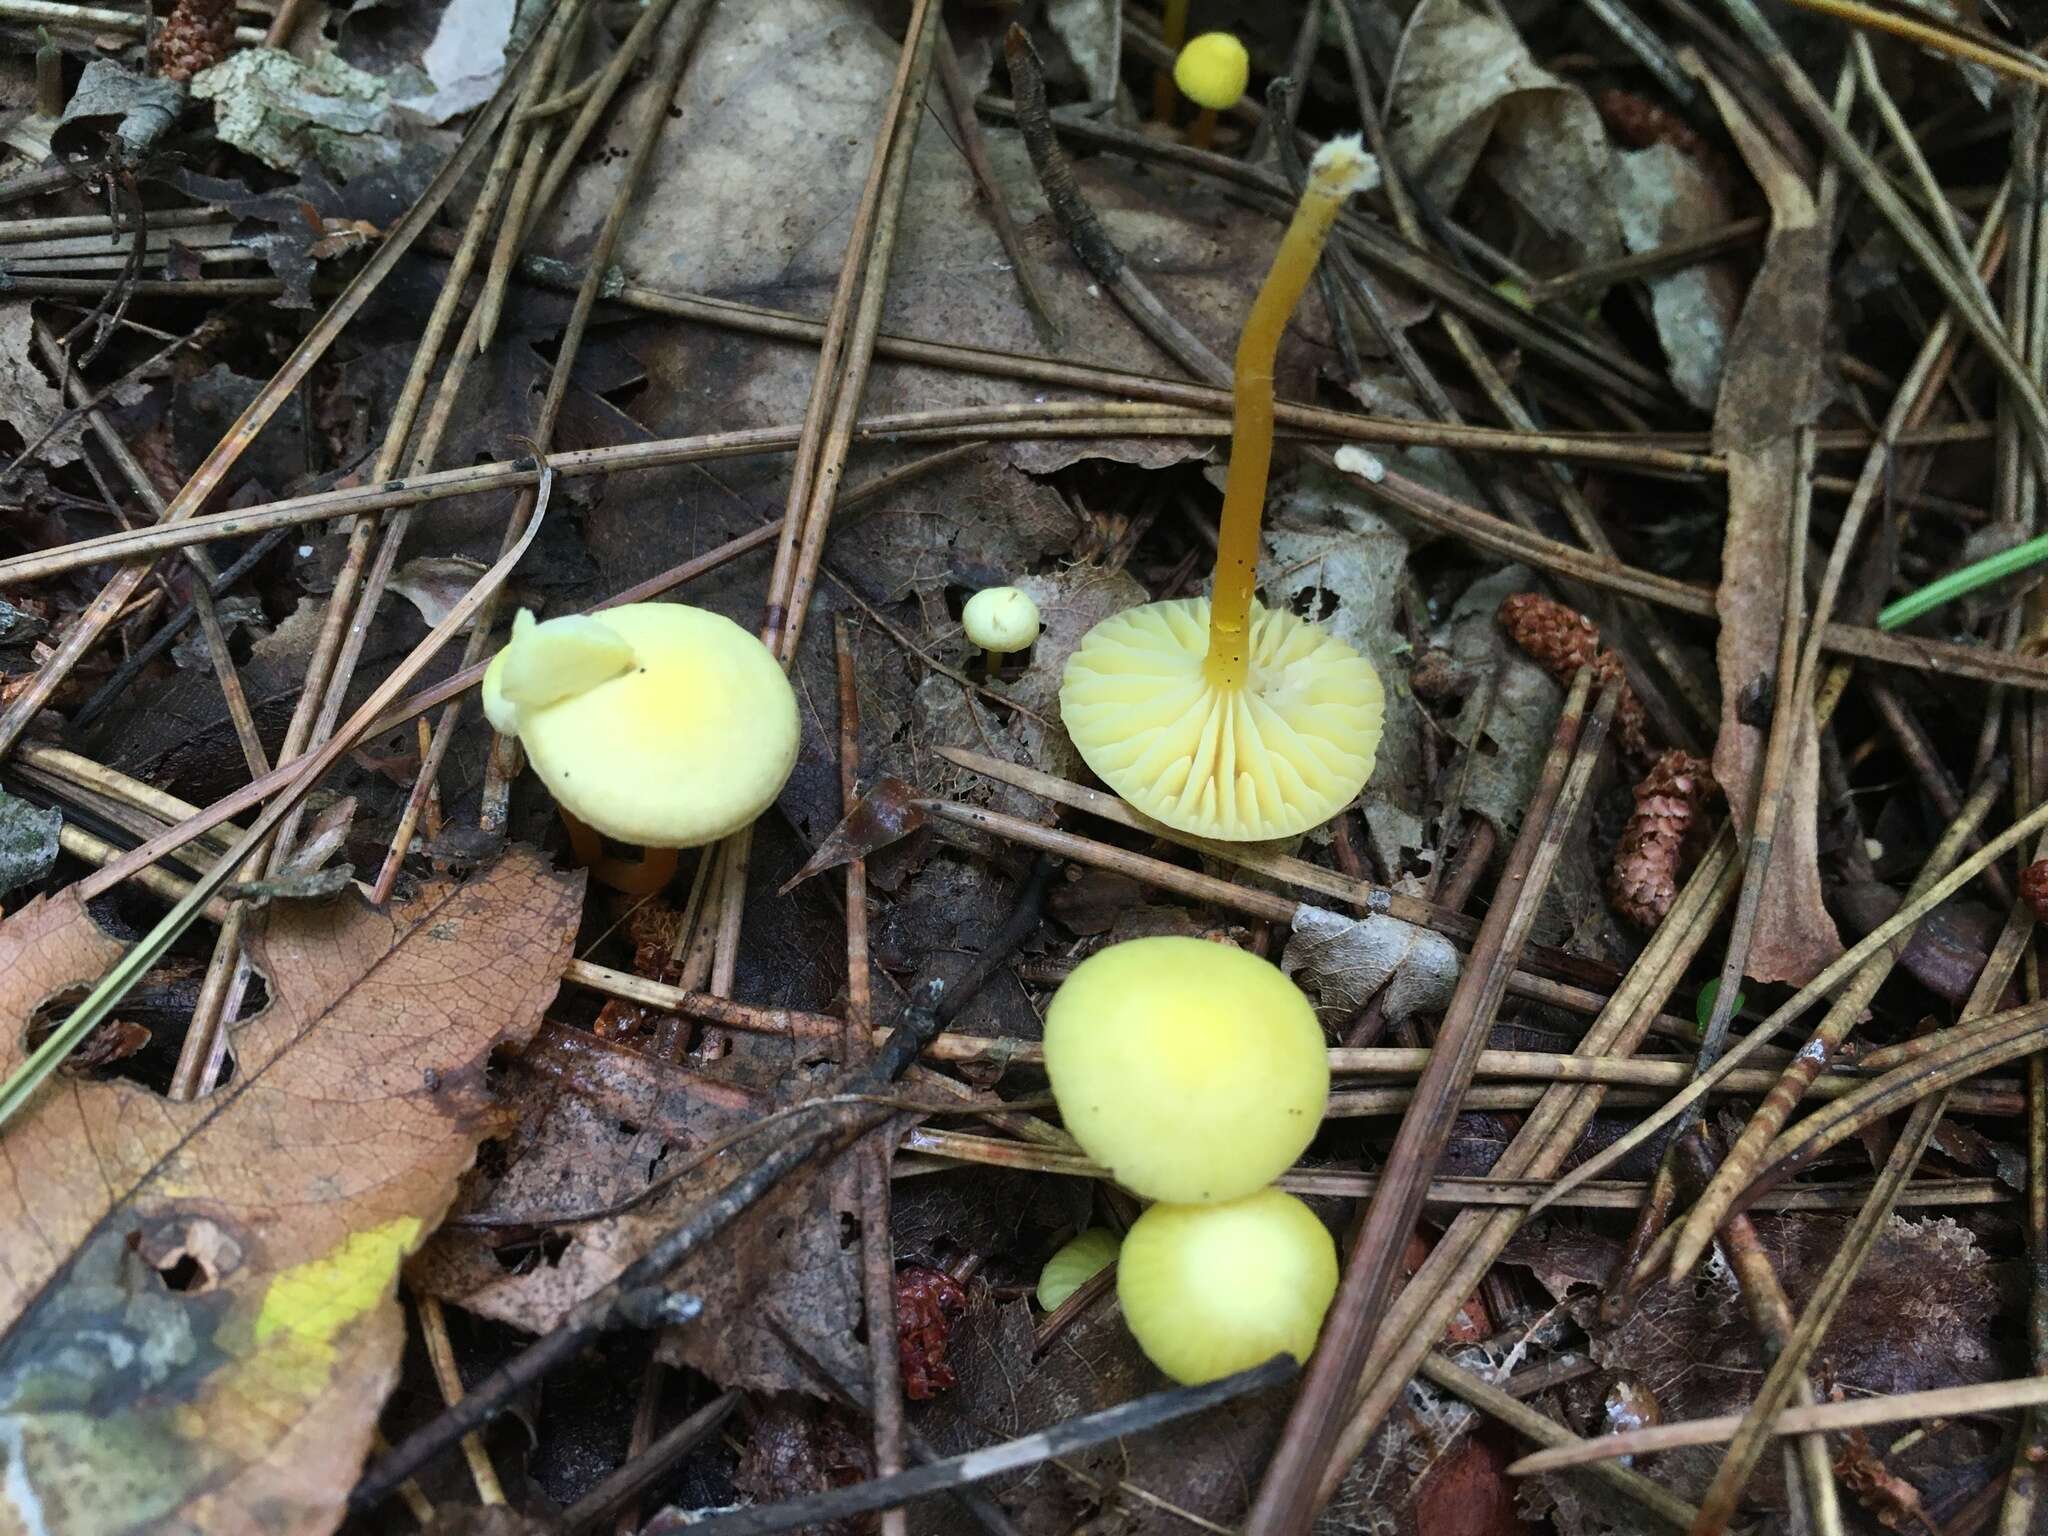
<box><xmin>1283</xmin><ymin>905</ymin><xmax>1460</xmax><ymax>1029</ymax></box>
<box><xmin>0</xmin><ymin>791</ymin><xmax>60</xmax><ymax>900</ymax></box>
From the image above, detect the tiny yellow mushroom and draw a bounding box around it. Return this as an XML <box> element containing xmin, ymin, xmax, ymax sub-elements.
<box><xmin>1036</xmin><ymin>1228</ymin><xmax>1121</xmax><ymax>1312</ymax></box>
<box><xmin>1042</xmin><ymin>936</ymin><xmax>1329</xmax><ymax>1205</ymax></box>
<box><xmin>1060</xmin><ymin>137</ymin><xmax>1385</xmax><ymax>842</ymax></box>
<box><xmin>483</xmin><ymin>603</ymin><xmax>799</xmax><ymax>893</ymax></box>
<box><xmin>961</xmin><ymin>585</ymin><xmax>1041</xmax><ymax>679</ymax></box>
<box><xmin>1173</xmin><ymin>33</ymin><xmax>1249</xmax><ymax>149</ymax></box>
<box><xmin>1117</xmin><ymin>1190</ymin><xmax>1337</xmax><ymax>1384</ymax></box>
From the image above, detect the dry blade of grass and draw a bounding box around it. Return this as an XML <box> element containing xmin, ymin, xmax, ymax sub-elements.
<box><xmin>1506</xmin><ymin>1375</ymin><xmax>2048</xmax><ymax>1476</ymax></box>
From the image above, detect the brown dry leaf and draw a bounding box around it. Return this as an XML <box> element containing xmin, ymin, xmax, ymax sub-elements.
<box><xmin>1697</xmin><ymin>57</ymin><xmax>1842</xmax><ymax>985</ymax></box>
<box><xmin>0</xmin><ymin>850</ymin><xmax>581</xmax><ymax>1536</ymax></box>
<box><xmin>1588</xmin><ymin>1214</ymin><xmax>2005</xmax><ymax>1515</ymax></box>
<box><xmin>411</xmin><ymin>1024</ymin><xmax>865</xmax><ymax>1396</ymax></box>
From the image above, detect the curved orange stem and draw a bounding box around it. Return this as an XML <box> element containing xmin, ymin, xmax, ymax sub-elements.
<box><xmin>1152</xmin><ymin>0</ymin><xmax>1189</xmax><ymax>122</ymax></box>
<box><xmin>558</xmin><ymin>808</ymin><xmax>679</xmax><ymax>895</ymax></box>
<box><xmin>1205</xmin><ymin>145</ymin><xmax>1370</xmax><ymax>692</ymax></box>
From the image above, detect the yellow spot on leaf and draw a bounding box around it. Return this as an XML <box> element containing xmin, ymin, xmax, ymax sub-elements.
<box><xmin>255</xmin><ymin>1217</ymin><xmax>421</xmax><ymax>1353</ymax></box>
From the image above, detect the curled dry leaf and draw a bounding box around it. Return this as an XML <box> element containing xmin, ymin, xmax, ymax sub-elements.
<box><xmin>1388</xmin><ymin>0</ymin><xmax>1622</xmax><ymax>270</ymax></box>
<box><xmin>0</xmin><ymin>849</ymin><xmax>580</xmax><ymax>1536</ymax></box>
<box><xmin>1282</xmin><ymin>905</ymin><xmax>1460</xmax><ymax>1032</ymax></box>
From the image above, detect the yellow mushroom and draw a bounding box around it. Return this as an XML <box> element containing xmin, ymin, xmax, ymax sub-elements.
<box><xmin>1059</xmin><ymin>137</ymin><xmax>1384</xmax><ymax>842</ymax></box>
<box><xmin>482</xmin><ymin>603</ymin><xmax>799</xmax><ymax>892</ymax></box>
<box><xmin>1118</xmin><ymin>1190</ymin><xmax>1337</xmax><ymax>1385</ymax></box>
<box><xmin>961</xmin><ymin>585</ymin><xmax>1041</xmax><ymax>679</ymax></box>
<box><xmin>1036</xmin><ymin>1228</ymin><xmax>1120</xmax><ymax>1312</ymax></box>
<box><xmin>1041</xmin><ymin>936</ymin><xmax>1329</xmax><ymax>1205</ymax></box>
<box><xmin>1173</xmin><ymin>33</ymin><xmax>1249</xmax><ymax>149</ymax></box>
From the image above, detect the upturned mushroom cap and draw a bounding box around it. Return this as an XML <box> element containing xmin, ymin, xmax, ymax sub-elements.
<box><xmin>962</xmin><ymin>586</ymin><xmax>1040</xmax><ymax>654</ymax></box>
<box><xmin>1043</xmin><ymin>935</ymin><xmax>1329</xmax><ymax>1204</ymax></box>
<box><xmin>1058</xmin><ymin>597</ymin><xmax>1383</xmax><ymax>841</ymax></box>
<box><xmin>1118</xmin><ymin>1190</ymin><xmax>1337</xmax><ymax>1384</ymax></box>
<box><xmin>1173</xmin><ymin>32</ymin><xmax>1249</xmax><ymax>111</ymax></box>
<box><xmin>1037</xmin><ymin>1228</ymin><xmax>1121</xmax><ymax>1312</ymax></box>
<box><xmin>481</xmin><ymin>603</ymin><xmax>798</xmax><ymax>848</ymax></box>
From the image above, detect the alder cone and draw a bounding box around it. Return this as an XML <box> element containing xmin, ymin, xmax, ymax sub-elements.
<box><xmin>1610</xmin><ymin>749</ymin><xmax>1718</xmax><ymax>928</ymax></box>
<box><xmin>2022</xmin><ymin>859</ymin><xmax>2048</xmax><ymax>924</ymax></box>
<box><xmin>154</xmin><ymin>0</ymin><xmax>235</xmax><ymax>82</ymax></box>
<box><xmin>1497</xmin><ymin>592</ymin><xmax>1649</xmax><ymax>758</ymax></box>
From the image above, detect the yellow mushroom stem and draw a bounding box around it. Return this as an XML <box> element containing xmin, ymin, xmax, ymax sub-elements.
<box><xmin>1205</xmin><ymin>140</ymin><xmax>1370</xmax><ymax>693</ymax></box>
<box><xmin>983</xmin><ymin>647</ymin><xmax>1004</xmax><ymax>680</ymax></box>
<box><xmin>559</xmin><ymin>808</ymin><xmax>680</xmax><ymax>897</ymax></box>
<box><xmin>1189</xmin><ymin>106</ymin><xmax>1218</xmax><ymax>150</ymax></box>
<box><xmin>1152</xmin><ymin>0</ymin><xmax>1190</xmax><ymax>122</ymax></box>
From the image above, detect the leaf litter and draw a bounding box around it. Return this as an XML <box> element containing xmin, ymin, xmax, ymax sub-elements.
<box><xmin>2</xmin><ymin>0</ymin><xmax>2048</xmax><ymax>1530</ymax></box>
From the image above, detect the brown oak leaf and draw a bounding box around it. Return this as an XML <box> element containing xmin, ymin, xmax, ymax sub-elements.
<box><xmin>0</xmin><ymin>850</ymin><xmax>581</xmax><ymax>1536</ymax></box>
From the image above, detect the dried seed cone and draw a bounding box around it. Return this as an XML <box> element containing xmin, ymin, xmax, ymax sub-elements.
<box><xmin>155</xmin><ymin>0</ymin><xmax>236</xmax><ymax>82</ymax></box>
<box><xmin>1497</xmin><ymin>592</ymin><xmax>1649</xmax><ymax>758</ymax></box>
<box><xmin>1610</xmin><ymin>749</ymin><xmax>1718</xmax><ymax>928</ymax></box>
<box><xmin>2023</xmin><ymin>859</ymin><xmax>2048</xmax><ymax>924</ymax></box>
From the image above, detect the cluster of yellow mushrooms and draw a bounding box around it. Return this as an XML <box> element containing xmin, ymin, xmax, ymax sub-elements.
<box><xmin>1037</xmin><ymin>937</ymin><xmax>1338</xmax><ymax>1383</ymax></box>
<box><xmin>481</xmin><ymin>121</ymin><xmax>1380</xmax><ymax>1389</ymax></box>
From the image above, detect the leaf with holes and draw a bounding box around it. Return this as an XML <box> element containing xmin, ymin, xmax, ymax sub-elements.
<box><xmin>0</xmin><ymin>848</ymin><xmax>581</xmax><ymax>1536</ymax></box>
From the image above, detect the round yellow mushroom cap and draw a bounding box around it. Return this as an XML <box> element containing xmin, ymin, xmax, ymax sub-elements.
<box><xmin>1174</xmin><ymin>32</ymin><xmax>1250</xmax><ymax>111</ymax></box>
<box><xmin>1037</xmin><ymin>1228</ymin><xmax>1121</xmax><ymax>1312</ymax></box>
<box><xmin>1043</xmin><ymin>935</ymin><xmax>1329</xmax><ymax>1204</ymax></box>
<box><xmin>481</xmin><ymin>603</ymin><xmax>799</xmax><ymax>848</ymax></box>
<box><xmin>1118</xmin><ymin>1190</ymin><xmax>1337</xmax><ymax>1384</ymax></box>
<box><xmin>1058</xmin><ymin>598</ymin><xmax>1383</xmax><ymax>841</ymax></box>
<box><xmin>962</xmin><ymin>586</ymin><xmax>1040</xmax><ymax>654</ymax></box>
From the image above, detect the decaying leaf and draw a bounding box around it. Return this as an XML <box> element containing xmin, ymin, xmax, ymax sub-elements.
<box><xmin>190</xmin><ymin>48</ymin><xmax>395</xmax><ymax>176</ymax></box>
<box><xmin>0</xmin><ymin>850</ymin><xmax>581</xmax><ymax>1536</ymax></box>
<box><xmin>540</xmin><ymin>0</ymin><xmax>1334</xmax><ymax>478</ymax></box>
<box><xmin>1612</xmin><ymin>142</ymin><xmax>1743</xmax><ymax>411</ymax></box>
<box><xmin>0</xmin><ymin>790</ymin><xmax>60</xmax><ymax>901</ymax></box>
<box><xmin>391</xmin><ymin>555</ymin><xmax>492</xmax><ymax>629</ymax></box>
<box><xmin>392</xmin><ymin>0</ymin><xmax>515</xmax><ymax>125</ymax></box>
<box><xmin>1698</xmin><ymin>56</ymin><xmax>1842</xmax><ymax>985</ymax></box>
<box><xmin>1436</xmin><ymin>568</ymin><xmax>1563</xmax><ymax>837</ymax></box>
<box><xmin>52</xmin><ymin>60</ymin><xmax>188</xmax><ymax>163</ymax></box>
<box><xmin>1587</xmin><ymin>1214</ymin><xmax>2006</xmax><ymax>1513</ymax></box>
<box><xmin>1387</xmin><ymin>0</ymin><xmax>1622</xmax><ymax>269</ymax></box>
<box><xmin>0</xmin><ymin>304</ymin><xmax>82</xmax><ymax>469</ymax></box>
<box><xmin>908</xmin><ymin>1289</ymin><xmax>1298</xmax><ymax>1533</ymax></box>
<box><xmin>1283</xmin><ymin>906</ymin><xmax>1460</xmax><ymax>1032</ymax></box>
<box><xmin>411</xmin><ymin>1025</ymin><xmax>865</xmax><ymax>1396</ymax></box>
